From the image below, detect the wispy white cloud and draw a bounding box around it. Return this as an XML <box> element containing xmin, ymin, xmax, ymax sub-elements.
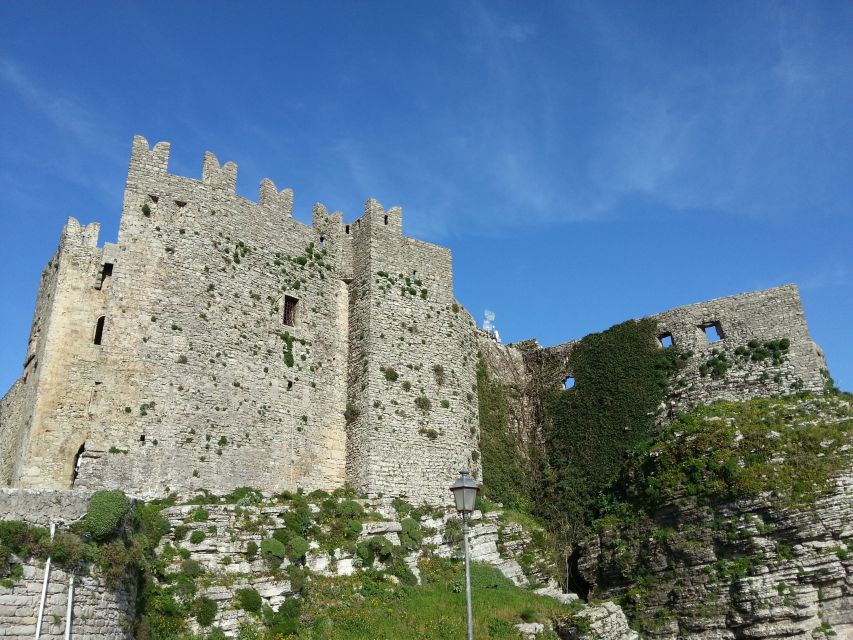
<box><xmin>0</xmin><ymin>58</ymin><xmax>123</xmax><ymax>163</ymax></box>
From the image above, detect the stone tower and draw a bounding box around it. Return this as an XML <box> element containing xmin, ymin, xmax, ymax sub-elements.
<box><xmin>0</xmin><ymin>136</ymin><xmax>481</xmax><ymax>504</ymax></box>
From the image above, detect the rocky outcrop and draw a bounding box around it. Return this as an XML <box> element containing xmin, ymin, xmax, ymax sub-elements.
<box><xmin>555</xmin><ymin>602</ymin><xmax>639</xmax><ymax>640</ymax></box>
<box><xmin>578</xmin><ymin>395</ymin><xmax>853</xmax><ymax>640</ymax></box>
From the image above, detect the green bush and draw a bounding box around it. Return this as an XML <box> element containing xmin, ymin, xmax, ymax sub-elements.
<box><xmin>245</xmin><ymin>540</ymin><xmax>258</xmax><ymax>557</ymax></box>
<box><xmin>260</xmin><ymin>537</ymin><xmax>286</xmax><ymax>569</ymax></box>
<box><xmin>264</xmin><ymin>599</ymin><xmax>301</xmax><ymax>635</ymax></box>
<box><xmin>392</xmin><ymin>498</ymin><xmax>413</xmax><ymax>518</ymax></box>
<box><xmin>335</xmin><ymin>499</ymin><xmax>364</xmax><ymax>519</ymax></box>
<box><xmin>189</xmin><ymin>508</ymin><xmax>210</xmax><ymax>523</ymax></box>
<box><xmin>399</xmin><ymin>518</ymin><xmax>423</xmax><ymax>551</ymax></box>
<box><xmin>414</xmin><ymin>396</ymin><xmax>432</xmax><ymax>412</ymax></box>
<box><xmin>383</xmin><ymin>367</ymin><xmax>399</xmax><ymax>382</ymax></box>
<box><xmin>224</xmin><ymin>487</ymin><xmax>264</xmax><ymax>504</ymax></box>
<box><xmin>47</xmin><ymin>532</ymin><xmax>91</xmax><ymax>570</ymax></box>
<box><xmin>345</xmin><ymin>403</ymin><xmax>361</xmax><ymax>424</ymax></box>
<box><xmin>287</xmin><ymin>535</ymin><xmax>309</xmax><ymax>563</ymax></box>
<box><xmin>180</xmin><ymin>558</ymin><xmax>204</xmax><ymax>577</ymax></box>
<box><xmin>356</xmin><ymin>536</ymin><xmax>393</xmax><ymax>566</ymax></box>
<box><xmin>82</xmin><ymin>490</ymin><xmax>130</xmax><ymax>540</ymax></box>
<box><xmin>193</xmin><ymin>596</ymin><xmax>217</xmax><ymax>626</ymax></box>
<box><xmin>189</xmin><ymin>531</ymin><xmax>206</xmax><ymax>544</ymax></box>
<box><xmin>235</xmin><ymin>587</ymin><xmax>263</xmax><ymax>613</ymax></box>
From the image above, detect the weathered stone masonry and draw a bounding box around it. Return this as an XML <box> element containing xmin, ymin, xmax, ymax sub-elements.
<box><xmin>0</xmin><ymin>135</ymin><xmax>828</xmax><ymax>507</ymax></box>
<box><xmin>0</xmin><ymin>136</ymin><xmax>481</xmax><ymax>504</ymax></box>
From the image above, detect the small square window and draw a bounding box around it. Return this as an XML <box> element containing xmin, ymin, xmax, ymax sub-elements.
<box><xmin>659</xmin><ymin>333</ymin><xmax>673</xmax><ymax>348</ymax></box>
<box><xmin>564</xmin><ymin>377</ymin><xmax>575</xmax><ymax>390</ymax></box>
<box><xmin>701</xmin><ymin>322</ymin><xmax>723</xmax><ymax>343</ymax></box>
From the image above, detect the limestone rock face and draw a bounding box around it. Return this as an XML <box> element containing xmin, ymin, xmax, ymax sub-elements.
<box><xmin>577</xmin><ymin>402</ymin><xmax>853</xmax><ymax>640</ymax></box>
<box><xmin>555</xmin><ymin>601</ymin><xmax>639</xmax><ymax>640</ymax></box>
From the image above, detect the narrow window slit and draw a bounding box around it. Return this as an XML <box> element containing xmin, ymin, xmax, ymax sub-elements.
<box><xmin>93</xmin><ymin>316</ymin><xmax>106</xmax><ymax>345</ymax></box>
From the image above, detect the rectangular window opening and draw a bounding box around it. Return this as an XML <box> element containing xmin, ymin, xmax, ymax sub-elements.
<box><xmin>96</xmin><ymin>262</ymin><xmax>114</xmax><ymax>290</ymax></box>
<box><xmin>701</xmin><ymin>322</ymin><xmax>723</xmax><ymax>343</ymax></box>
<box><xmin>659</xmin><ymin>333</ymin><xmax>674</xmax><ymax>348</ymax></box>
<box><xmin>563</xmin><ymin>376</ymin><xmax>575</xmax><ymax>390</ymax></box>
<box><xmin>283</xmin><ymin>296</ymin><xmax>298</xmax><ymax>326</ymax></box>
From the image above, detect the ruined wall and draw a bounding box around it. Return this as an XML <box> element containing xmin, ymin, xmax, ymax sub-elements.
<box><xmin>534</xmin><ymin>285</ymin><xmax>827</xmax><ymax>418</ymax></box>
<box><xmin>476</xmin><ymin>333</ymin><xmax>541</xmax><ymax>458</ymax></box>
<box><xmin>345</xmin><ymin>200</ymin><xmax>481</xmax><ymax>504</ymax></box>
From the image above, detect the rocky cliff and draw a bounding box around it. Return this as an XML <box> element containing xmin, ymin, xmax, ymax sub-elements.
<box><xmin>575</xmin><ymin>393</ymin><xmax>853</xmax><ymax>640</ymax></box>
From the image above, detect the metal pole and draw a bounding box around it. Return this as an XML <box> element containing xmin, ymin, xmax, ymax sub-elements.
<box><xmin>64</xmin><ymin>573</ymin><xmax>74</xmax><ymax>640</ymax></box>
<box><xmin>463</xmin><ymin>513</ymin><xmax>474</xmax><ymax>640</ymax></box>
<box><xmin>34</xmin><ymin>522</ymin><xmax>55</xmax><ymax>639</ymax></box>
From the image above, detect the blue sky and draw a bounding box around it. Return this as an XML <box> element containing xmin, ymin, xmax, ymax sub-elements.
<box><xmin>1</xmin><ymin>1</ymin><xmax>851</xmax><ymax>392</ymax></box>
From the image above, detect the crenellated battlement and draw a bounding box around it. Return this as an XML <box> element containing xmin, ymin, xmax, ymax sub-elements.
<box><xmin>127</xmin><ymin>136</ymin><xmax>404</xmax><ymax>237</ymax></box>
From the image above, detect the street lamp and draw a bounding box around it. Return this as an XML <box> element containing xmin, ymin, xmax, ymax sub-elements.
<box><xmin>450</xmin><ymin>469</ymin><xmax>479</xmax><ymax>640</ymax></box>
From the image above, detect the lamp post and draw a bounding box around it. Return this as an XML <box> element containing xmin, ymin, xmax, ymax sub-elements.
<box><xmin>450</xmin><ymin>469</ymin><xmax>479</xmax><ymax>640</ymax></box>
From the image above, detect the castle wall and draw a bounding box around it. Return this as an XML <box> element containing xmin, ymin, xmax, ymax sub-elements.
<box><xmin>0</xmin><ymin>248</ymin><xmax>63</xmax><ymax>485</ymax></box>
<box><xmin>1</xmin><ymin>138</ymin><xmax>355</xmax><ymax>497</ymax></box>
<box><xmin>4</xmin><ymin>221</ymin><xmax>109</xmax><ymax>489</ymax></box>
<box><xmin>651</xmin><ymin>284</ymin><xmax>827</xmax><ymax>413</ymax></box>
<box><xmin>345</xmin><ymin>200</ymin><xmax>481</xmax><ymax>504</ymax></box>
<box><xmin>534</xmin><ymin>284</ymin><xmax>827</xmax><ymax>417</ymax></box>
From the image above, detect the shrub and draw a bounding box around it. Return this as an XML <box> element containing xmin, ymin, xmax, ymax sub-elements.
<box><xmin>286</xmin><ymin>535</ymin><xmax>309</xmax><ymax>563</ymax></box>
<box><xmin>432</xmin><ymin>364</ymin><xmax>446</xmax><ymax>385</ymax></box>
<box><xmin>260</xmin><ymin>538</ymin><xmax>286</xmax><ymax>568</ymax></box>
<box><xmin>344</xmin><ymin>403</ymin><xmax>361</xmax><ymax>424</ymax></box>
<box><xmin>141</xmin><ymin>203</ymin><xmax>151</xmax><ymax>216</ymax></box>
<box><xmin>414</xmin><ymin>396</ymin><xmax>432</xmax><ymax>412</ymax></box>
<box><xmin>189</xmin><ymin>531</ymin><xmax>206</xmax><ymax>544</ymax></box>
<box><xmin>391</xmin><ymin>498</ymin><xmax>413</xmax><ymax>518</ymax></box>
<box><xmin>245</xmin><ymin>540</ymin><xmax>258</xmax><ymax>557</ymax></box>
<box><xmin>399</xmin><ymin>518</ymin><xmax>423</xmax><ymax>551</ymax></box>
<box><xmin>356</xmin><ymin>536</ymin><xmax>393</xmax><ymax>566</ymax></box>
<box><xmin>520</xmin><ymin>607</ymin><xmax>537</xmax><ymax>623</ymax></box>
<box><xmin>235</xmin><ymin>587</ymin><xmax>263</xmax><ymax>613</ymax></box>
<box><xmin>335</xmin><ymin>499</ymin><xmax>364</xmax><ymax>519</ymax></box>
<box><xmin>383</xmin><ymin>367</ymin><xmax>399</xmax><ymax>382</ymax></box>
<box><xmin>264</xmin><ymin>599</ymin><xmax>301</xmax><ymax>636</ymax></box>
<box><xmin>82</xmin><ymin>490</ymin><xmax>130</xmax><ymax>540</ymax></box>
<box><xmin>194</xmin><ymin>596</ymin><xmax>217</xmax><ymax>626</ymax></box>
<box><xmin>172</xmin><ymin>525</ymin><xmax>188</xmax><ymax>541</ymax></box>
<box><xmin>47</xmin><ymin>531</ymin><xmax>90</xmax><ymax>570</ymax></box>
<box><xmin>189</xmin><ymin>508</ymin><xmax>209</xmax><ymax>522</ymax></box>
<box><xmin>180</xmin><ymin>558</ymin><xmax>204</xmax><ymax>577</ymax></box>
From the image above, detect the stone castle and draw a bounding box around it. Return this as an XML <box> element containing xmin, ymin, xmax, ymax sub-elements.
<box><xmin>0</xmin><ymin>136</ymin><xmax>829</xmax><ymax>506</ymax></box>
